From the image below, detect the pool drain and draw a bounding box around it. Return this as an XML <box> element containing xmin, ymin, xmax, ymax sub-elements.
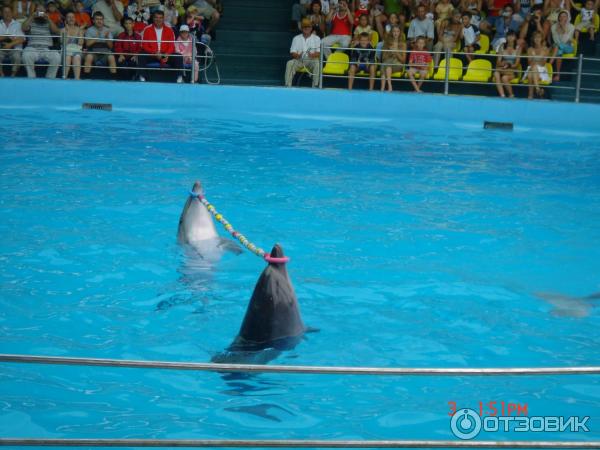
<box><xmin>82</xmin><ymin>103</ymin><xmax>112</xmax><ymax>111</ymax></box>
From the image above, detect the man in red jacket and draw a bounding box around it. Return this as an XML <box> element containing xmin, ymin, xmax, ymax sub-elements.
<box><xmin>137</xmin><ymin>10</ymin><xmax>184</xmax><ymax>82</ymax></box>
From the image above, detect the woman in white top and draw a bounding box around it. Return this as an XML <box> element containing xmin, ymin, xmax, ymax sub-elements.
<box><xmin>549</xmin><ymin>9</ymin><xmax>574</xmax><ymax>80</ymax></box>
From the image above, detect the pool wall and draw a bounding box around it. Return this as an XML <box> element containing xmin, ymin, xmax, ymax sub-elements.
<box><xmin>2</xmin><ymin>79</ymin><xmax>599</xmax><ymax>131</ymax></box>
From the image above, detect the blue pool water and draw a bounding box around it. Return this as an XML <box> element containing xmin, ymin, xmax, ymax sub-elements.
<box><xmin>1</xmin><ymin>81</ymin><xmax>600</xmax><ymax>443</ymax></box>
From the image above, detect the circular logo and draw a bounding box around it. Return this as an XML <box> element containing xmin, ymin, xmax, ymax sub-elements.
<box><xmin>450</xmin><ymin>408</ymin><xmax>482</xmax><ymax>440</ymax></box>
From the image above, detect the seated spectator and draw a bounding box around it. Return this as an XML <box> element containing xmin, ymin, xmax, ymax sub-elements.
<box><xmin>323</xmin><ymin>0</ymin><xmax>353</xmax><ymax>57</ymax></box>
<box><xmin>175</xmin><ymin>23</ymin><xmax>197</xmax><ymax>80</ymax></box>
<box><xmin>352</xmin><ymin>13</ymin><xmax>373</xmax><ymax>45</ymax></box>
<box><xmin>494</xmin><ymin>30</ymin><xmax>520</xmax><ymax>97</ymax></box>
<box><xmin>162</xmin><ymin>0</ymin><xmax>179</xmax><ymax>27</ymax></box>
<box><xmin>382</xmin><ymin>11</ymin><xmax>400</xmax><ymax>37</ymax></box>
<box><xmin>549</xmin><ymin>10</ymin><xmax>574</xmax><ymax>81</ymax></box>
<box><xmin>183</xmin><ymin>5</ymin><xmax>211</xmax><ymax>46</ymax></box>
<box><xmin>284</xmin><ymin>17</ymin><xmax>321</xmax><ymax>87</ymax></box>
<box><xmin>291</xmin><ymin>0</ymin><xmax>311</xmax><ymax>31</ymax></box>
<box><xmin>127</xmin><ymin>0</ymin><xmax>150</xmax><ymax>33</ymax></box>
<box><xmin>369</xmin><ymin>0</ymin><xmax>387</xmax><ymax>38</ymax></box>
<box><xmin>185</xmin><ymin>0</ymin><xmax>219</xmax><ymax>36</ymax></box>
<box><xmin>138</xmin><ymin>10</ymin><xmax>183</xmax><ymax>82</ymax></box>
<box><xmin>459</xmin><ymin>0</ymin><xmax>482</xmax><ymax>26</ymax></box>
<box><xmin>320</xmin><ymin>0</ymin><xmax>339</xmax><ymax>16</ymax></box>
<box><xmin>490</xmin><ymin>4</ymin><xmax>521</xmax><ymax>52</ymax></box>
<box><xmin>63</xmin><ymin>11</ymin><xmax>84</xmax><ymax>79</ymax></box>
<box><xmin>380</xmin><ymin>24</ymin><xmax>406</xmax><ymax>91</ymax></box>
<box><xmin>55</xmin><ymin>0</ymin><xmax>72</xmax><ymax>15</ymax></box>
<box><xmin>518</xmin><ymin>4</ymin><xmax>544</xmax><ymax>49</ymax></box>
<box><xmin>348</xmin><ymin>31</ymin><xmax>376</xmax><ymax>89</ymax></box>
<box><xmin>0</xmin><ymin>4</ymin><xmax>25</xmax><ymax>77</ymax></box>
<box><xmin>84</xmin><ymin>11</ymin><xmax>117</xmax><ymax>75</ymax></box>
<box><xmin>407</xmin><ymin>35</ymin><xmax>432</xmax><ymax>92</ymax></box>
<box><xmin>12</xmin><ymin>0</ymin><xmax>34</xmax><ymax>23</ymax></box>
<box><xmin>407</xmin><ymin>5</ymin><xmax>434</xmax><ymax>50</ymax></box>
<box><xmin>307</xmin><ymin>0</ymin><xmax>326</xmax><ymax>37</ymax></box>
<box><xmin>93</xmin><ymin>0</ymin><xmax>124</xmax><ymax>35</ymax></box>
<box><xmin>73</xmin><ymin>0</ymin><xmax>91</xmax><ymax>27</ymax></box>
<box><xmin>114</xmin><ymin>16</ymin><xmax>140</xmax><ymax>70</ymax></box>
<box><xmin>433</xmin><ymin>10</ymin><xmax>462</xmax><ymax>65</ymax></box>
<box><xmin>523</xmin><ymin>30</ymin><xmax>549</xmax><ymax>98</ymax></box>
<box><xmin>21</xmin><ymin>4</ymin><xmax>61</xmax><ymax>78</ymax></box>
<box><xmin>45</xmin><ymin>1</ymin><xmax>63</xmax><ymax>27</ymax></box>
<box><xmin>461</xmin><ymin>11</ymin><xmax>480</xmax><ymax>62</ymax></box>
<box><xmin>479</xmin><ymin>0</ymin><xmax>513</xmax><ymax>34</ymax></box>
<box><xmin>434</xmin><ymin>0</ymin><xmax>454</xmax><ymax>36</ymax></box>
<box><xmin>543</xmin><ymin>0</ymin><xmax>571</xmax><ymax>37</ymax></box>
<box><xmin>574</xmin><ymin>0</ymin><xmax>598</xmax><ymax>41</ymax></box>
<box><xmin>352</xmin><ymin>0</ymin><xmax>370</xmax><ymax>26</ymax></box>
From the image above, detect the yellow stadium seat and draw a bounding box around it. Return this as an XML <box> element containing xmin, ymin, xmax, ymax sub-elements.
<box><xmin>510</xmin><ymin>63</ymin><xmax>523</xmax><ymax>84</ymax></box>
<box><xmin>462</xmin><ymin>58</ymin><xmax>492</xmax><ymax>82</ymax></box>
<box><xmin>322</xmin><ymin>52</ymin><xmax>349</xmax><ymax>75</ymax></box>
<box><xmin>391</xmin><ymin>69</ymin><xmax>404</xmax><ymax>78</ymax></box>
<box><xmin>433</xmin><ymin>57</ymin><xmax>463</xmax><ymax>80</ymax></box>
<box><xmin>574</xmin><ymin>12</ymin><xmax>599</xmax><ymax>32</ymax></box>
<box><xmin>562</xmin><ymin>39</ymin><xmax>578</xmax><ymax>58</ymax></box>
<box><xmin>474</xmin><ymin>34</ymin><xmax>490</xmax><ymax>54</ymax></box>
<box><xmin>520</xmin><ymin>63</ymin><xmax>553</xmax><ymax>85</ymax></box>
<box><xmin>371</xmin><ymin>31</ymin><xmax>379</xmax><ymax>47</ymax></box>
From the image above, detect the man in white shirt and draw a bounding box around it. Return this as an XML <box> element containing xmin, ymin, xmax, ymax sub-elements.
<box><xmin>0</xmin><ymin>5</ymin><xmax>25</xmax><ymax>76</ymax></box>
<box><xmin>285</xmin><ymin>17</ymin><xmax>321</xmax><ymax>87</ymax></box>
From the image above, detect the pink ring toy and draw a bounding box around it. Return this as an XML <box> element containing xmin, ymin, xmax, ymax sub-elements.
<box><xmin>264</xmin><ymin>255</ymin><xmax>290</xmax><ymax>264</ymax></box>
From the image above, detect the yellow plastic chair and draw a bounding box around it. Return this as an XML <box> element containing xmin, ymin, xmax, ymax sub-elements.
<box><xmin>510</xmin><ymin>63</ymin><xmax>523</xmax><ymax>84</ymax></box>
<box><xmin>433</xmin><ymin>57</ymin><xmax>463</xmax><ymax>80</ymax></box>
<box><xmin>574</xmin><ymin>12</ymin><xmax>600</xmax><ymax>32</ymax></box>
<box><xmin>521</xmin><ymin>63</ymin><xmax>553</xmax><ymax>85</ymax></box>
<box><xmin>562</xmin><ymin>39</ymin><xmax>578</xmax><ymax>58</ymax></box>
<box><xmin>322</xmin><ymin>52</ymin><xmax>349</xmax><ymax>75</ymax></box>
<box><xmin>462</xmin><ymin>58</ymin><xmax>493</xmax><ymax>82</ymax></box>
<box><xmin>474</xmin><ymin>34</ymin><xmax>490</xmax><ymax>54</ymax></box>
<box><xmin>370</xmin><ymin>31</ymin><xmax>379</xmax><ymax>47</ymax></box>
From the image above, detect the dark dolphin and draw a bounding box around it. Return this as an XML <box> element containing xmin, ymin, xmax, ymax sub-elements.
<box><xmin>212</xmin><ymin>244</ymin><xmax>309</xmax><ymax>364</ymax></box>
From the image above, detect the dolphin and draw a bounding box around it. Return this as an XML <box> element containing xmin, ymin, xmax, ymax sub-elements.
<box><xmin>212</xmin><ymin>244</ymin><xmax>311</xmax><ymax>364</ymax></box>
<box><xmin>177</xmin><ymin>181</ymin><xmax>242</xmax><ymax>262</ymax></box>
<box><xmin>535</xmin><ymin>291</ymin><xmax>600</xmax><ymax>318</ymax></box>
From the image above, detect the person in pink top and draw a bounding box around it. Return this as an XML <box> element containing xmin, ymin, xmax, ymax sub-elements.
<box><xmin>175</xmin><ymin>24</ymin><xmax>198</xmax><ymax>81</ymax></box>
<box><xmin>407</xmin><ymin>36</ymin><xmax>432</xmax><ymax>92</ymax></box>
<box><xmin>322</xmin><ymin>0</ymin><xmax>353</xmax><ymax>57</ymax></box>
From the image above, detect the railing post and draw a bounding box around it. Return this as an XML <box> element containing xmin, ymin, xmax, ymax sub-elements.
<box><xmin>61</xmin><ymin>31</ymin><xmax>67</xmax><ymax>79</ymax></box>
<box><xmin>191</xmin><ymin>34</ymin><xmax>197</xmax><ymax>84</ymax></box>
<box><xmin>575</xmin><ymin>53</ymin><xmax>583</xmax><ymax>103</ymax></box>
<box><xmin>318</xmin><ymin>42</ymin><xmax>324</xmax><ymax>89</ymax></box>
<box><xmin>443</xmin><ymin>47</ymin><xmax>450</xmax><ymax>95</ymax></box>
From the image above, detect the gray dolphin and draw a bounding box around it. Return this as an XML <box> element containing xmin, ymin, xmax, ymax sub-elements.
<box><xmin>177</xmin><ymin>181</ymin><xmax>241</xmax><ymax>262</ymax></box>
<box><xmin>536</xmin><ymin>291</ymin><xmax>600</xmax><ymax>318</ymax></box>
<box><xmin>213</xmin><ymin>244</ymin><xmax>310</xmax><ymax>364</ymax></box>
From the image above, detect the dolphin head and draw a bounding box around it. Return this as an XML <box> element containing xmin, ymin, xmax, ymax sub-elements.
<box><xmin>267</xmin><ymin>244</ymin><xmax>289</xmax><ymax>275</ymax></box>
<box><xmin>192</xmin><ymin>180</ymin><xmax>204</xmax><ymax>195</ymax></box>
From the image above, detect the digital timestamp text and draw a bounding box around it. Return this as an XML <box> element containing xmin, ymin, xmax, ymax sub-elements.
<box><xmin>448</xmin><ymin>401</ymin><xmax>529</xmax><ymax>417</ymax></box>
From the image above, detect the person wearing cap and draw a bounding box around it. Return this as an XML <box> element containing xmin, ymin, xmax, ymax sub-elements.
<box><xmin>285</xmin><ymin>17</ymin><xmax>321</xmax><ymax>87</ymax></box>
<box><xmin>185</xmin><ymin>0</ymin><xmax>219</xmax><ymax>36</ymax></box>
<box><xmin>138</xmin><ymin>9</ymin><xmax>183</xmax><ymax>82</ymax></box>
<box><xmin>175</xmin><ymin>23</ymin><xmax>199</xmax><ymax>81</ymax></box>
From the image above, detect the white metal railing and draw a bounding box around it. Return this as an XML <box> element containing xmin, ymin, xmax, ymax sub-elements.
<box><xmin>316</xmin><ymin>43</ymin><xmax>600</xmax><ymax>102</ymax></box>
<box><xmin>1</xmin><ymin>353</ymin><xmax>600</xmax><ymax>375</ymax></box>
<box><xmin>0</xmin><ymin>33</ymin><xmax>216</xmax><ymax>83</ymax></box>
<box><xmin>0</xmin><ymin>439</ymin><xmax>600</xmax><ymax>448</ymax></box>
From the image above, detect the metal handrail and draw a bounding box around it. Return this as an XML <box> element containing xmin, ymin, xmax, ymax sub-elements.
<box><xmin>1</xmin><ymin>354</ymin><xmax>600</xmax><ymax>375</ymax></box>
<box><xmin>1</xmin><ymin>439</ymin><xmax>600</xmax><ymax>448</ymax></box>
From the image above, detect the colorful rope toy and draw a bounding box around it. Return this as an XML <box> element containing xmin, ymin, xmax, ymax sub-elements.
<box><xmin>189</xmin><ymin>191</ymin><xmax>290</xmax><ymax>264</ymax></box>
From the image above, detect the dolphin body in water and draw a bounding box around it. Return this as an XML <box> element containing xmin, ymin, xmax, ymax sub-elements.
<box><xmin>536</xmin><ymin>291</ymin><xmax>600</xmax><ymax>318</ymax></box>
<box><xmin>177</xmin><ymin>181</ymin><xmax>242</xmax><ymax>262</ymax></box>
<box><xmin>212</xmin><ymin>244</ymin><xmax>310</xmax><ymax>364</ymax></box>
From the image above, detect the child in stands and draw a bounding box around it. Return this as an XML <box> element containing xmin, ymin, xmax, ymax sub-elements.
<box><xmin>407</xmin><ymin>35</ymin><xmax>432</xmax><ymax>92</ymax></box>
<box><xmin>574</xmin><ymin>0</ymin><xmax>598</xmax><ymax>41</ymax></box>
<box><xmin>175</xmin><ymin>24</ymin><xmax>198</xmax><ymax>81</ymax></box>
<box><xmin>348</xmin><ymin>31</ymin><xmax>377</xmax><ymax>89</ymax></box>
<box><xmin>352</xmin><ymin>13</ymin><xmax>373</xmax><ymax>45</ymax></box>
<box><xmin>74</xmin><ymin>0</ymin><xmax>91</xmax><ymax>28</ymax></box>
